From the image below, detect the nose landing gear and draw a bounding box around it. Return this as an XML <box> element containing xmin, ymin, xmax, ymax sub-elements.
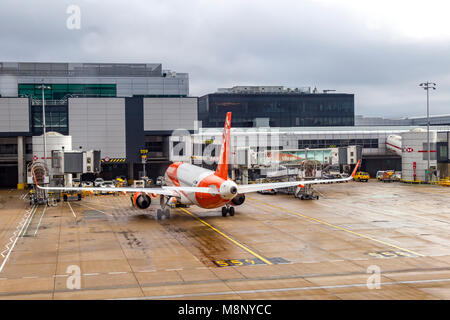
<box><xmin>157</xmin><ymin>195</ymin><xmax>172</xmax><ymax>220</ymax></box>
<box><xmin>221</xmin><ymin>205</ymin><xmax>235</xmax><ymax>217</ymax></box>
<box><xmin>156</xmin><ymin>208</ymin><xmax>171</xmax><ymax>220</ymax></box>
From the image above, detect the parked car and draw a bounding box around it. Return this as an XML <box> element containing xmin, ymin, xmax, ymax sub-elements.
<box><xmin>81</xmin><ymin>181</ymin><xmax>93</xmax><ymax>187</ymax></box>
<box><xmin>101</xmin><ymin>181</ymin><xmax>115</xmax><ymax>194</ymax></box>
<box><xmin>258</xmin><ymin>189</ymin><xmax>277</xmax><ymax>195</ymax></box>
<box><xmin>156</xmin><ymin>176</ymin><xmax>165</xmax><ymax>186</ymax></box>
<box><xmin>94</xmin><ymin>178</ymin><xmax>104</xmax><ymax>187</ymax></box>
<box><xmin>133</xmin><ymin>180</ymin><xmax>145</xmax><ymax>188</ymax></box>
<box><xmin>72</xmin><ymin>178</ymin><xmax>81</xmax><ymax>187</ymax></box>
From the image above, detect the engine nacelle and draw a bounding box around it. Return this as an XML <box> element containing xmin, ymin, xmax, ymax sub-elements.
<box><xmin>132</xmin><ymin>192</ymin><xmax>151</xmax><ymax>209</ymax></box>
<box><xmin>230</xmin><ymin>193</ymin><xmax>245</xmax><ymax>206</ymax></box>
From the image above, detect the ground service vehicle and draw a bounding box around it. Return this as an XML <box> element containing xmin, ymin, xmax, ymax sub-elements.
<box><xmin>354</xmin><ymin>172</ymin><xmax>370</xmax><ymax>182</ymax></box>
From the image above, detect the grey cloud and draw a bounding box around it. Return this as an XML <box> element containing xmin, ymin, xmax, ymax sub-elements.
<box><xmin>0</xmin><ymin>0</ymin><xmax>448</xmax><ymax>117</ymax></box>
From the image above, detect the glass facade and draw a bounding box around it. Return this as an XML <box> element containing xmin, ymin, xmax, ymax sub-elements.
<box><xmin>198</xmin><ymin>93</ymin><xmax>354</xmax><ymax>128</ymax></box>
<box><xmin>18</xmin><ymin>83</ymin><xmax>117</xmax><ymax>100</ymax></box>
<box><xmin>298</xmin><ymin>138</ymin><xmax>378</xmax><ymax>149</ymax></box>
<box><xmin>31</xmin><ymin>105</ymin><xmax>68</xmax><ymax>135</ymax></box>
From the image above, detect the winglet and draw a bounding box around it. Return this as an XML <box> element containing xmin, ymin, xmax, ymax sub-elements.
<box><xmin>351</xmin><ymin>160</ymin><xmax>362</xmax><ymax>178</ymax></box>
<box><xmin>215</xmin><ymin>112</ymin><xmax>232</xmax><ymax>179</ymax></box>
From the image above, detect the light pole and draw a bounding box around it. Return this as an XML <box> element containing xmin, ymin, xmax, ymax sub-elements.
<box><xmin>36</xmin><ymin>84</ymin><xmax>51</xmax><ymax>165</ymax></box>
<box><xmin>419</xmin><ymin>82</ymin><xmax>436</xmax><ymax>183</ymax></box>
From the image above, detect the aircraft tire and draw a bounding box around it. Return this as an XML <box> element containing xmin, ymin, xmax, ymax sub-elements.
<box><xmin>221</xmin><ymin>207</ymin><xmax>227</xmax><ymax>217</ymax></box>
<box><xmin>229</xmin><ymin>207</ymin><xmax>235</xmax><ymax>216</ymax></box>
<box><xmin>156</xmin><ymin>209</ymin><xmax>163</xmax><ymax>220</ymax></box>
<box><xmin>164</xmin><ymin>208</ymin><xmax>171</xmax><ymax>219</ymax></box>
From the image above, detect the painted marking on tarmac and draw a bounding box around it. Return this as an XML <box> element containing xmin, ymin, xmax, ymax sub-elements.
<box><xmin>118</xmin><ymin>277</ymin><xmax>450</xmax><ymax>300</ymax></box>
<box><xmin>0</xmin><ymin>205</ymin><xmax>37</xmax><ymax>273</ymax></box>
<box><xmin>247</xmin><ymin>197</ymin><xmax>424</xmax><ymax>257</ymax></box>
<box><xmin>83</xmin><ymin>273</ymin><xmax>100</xmax><ymax>276</ymax></box>
<box><xmin>166</xmin><ymin>268</ymin><xmax>183</xmax><ymax>271</ymax></box>
<box><xmin>108</xmin><ymin>272</ymin><xmax>127</xmax><ymax>275</ymax></box>
<box><xmin>214</xmin><ymin>257</ymin><xmax>289</xmax><ymax>267</ymax></box>
<box><xmin>67</xmin><ymin>202</ymin><xmax>77</xmax><ymax>218</ymax></box>
<box><xmin>21</xmin><ymin>205</ymin><xmax>41</xmax><ymax>237</ymax></box>
<box><xmin>75</xmin><ymin>202</ymin><xmax>112</xmax><ymax>216</ymax></box>
<box><xmin>33</xmin><ymin>205</ymin><xmax>47</xmax><ymax>237</ymax></box>
<box><xmin>178</xmin><ymin>207</ymin><xmax>273</xmax><ymax>265</ymax></box>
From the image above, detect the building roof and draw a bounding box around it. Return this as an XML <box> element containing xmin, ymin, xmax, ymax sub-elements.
<box><xmin>0</xmin><ymin>62</ymin><xmax>165</xmax><ymax>77</ymax></box>
<box><xmin>195</xmin><ymin>125</ymin><xmax>450</xmax><ymax>136</ymax></box>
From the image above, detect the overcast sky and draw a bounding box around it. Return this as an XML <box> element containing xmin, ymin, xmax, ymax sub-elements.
<box><xmin>1</xmin><ymin>0</ymin><xmax>449</xmax><ymax>117</ymax></box>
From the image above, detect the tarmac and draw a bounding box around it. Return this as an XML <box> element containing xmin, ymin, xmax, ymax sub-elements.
<box><xmin>0</xmin><ymin>180</ymin><xmax>449</xmax><ymax>299</ymax></box>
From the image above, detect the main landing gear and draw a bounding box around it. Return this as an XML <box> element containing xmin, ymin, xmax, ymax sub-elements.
<box><xmin>221</xmin><ymin>205</ymin><xmax>235</xmax><ymax>217</ymax></box>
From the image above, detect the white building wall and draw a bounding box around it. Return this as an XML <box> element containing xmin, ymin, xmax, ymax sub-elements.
<box><xmin>401</xmin><ymin>131</ymin><xmax>437</xmax><ymax>181</ymax></box>
<box><xmin>0</xmin><ymin>98</ymin><xmax>29</xmax><ymax>132</ymax></box>
<box><xmin>143</xmin><ymin>97</ymin><xmax>197</xmax><ymax>131</ymax></box>
<box><xmin>68</xmin><ymin>98</ymin><xmax>126</xmax><ymax>158</ymax></box>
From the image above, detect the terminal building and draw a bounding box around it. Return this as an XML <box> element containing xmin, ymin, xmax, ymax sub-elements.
<box><xmin>1</xmin><ymin>62</ymin><xmax>449</xmax><ymax>188</ymax></box>
<box><xmin>0</xmin><ymin>62</ymin><xmax>196</xmax><ymax>187</ymax></box>
<box><xmin>199</xmin><ymin>86</ymin><xmax>354</xmax><ymax>128</ymax></box>
<box><xmin>170</xmin><ymin>125</ymin><xmax>450</xmax><ymax>181</ymax></box>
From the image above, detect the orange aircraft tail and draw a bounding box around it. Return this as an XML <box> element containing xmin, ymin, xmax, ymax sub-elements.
<box><xmin>215</xmin><ymin>112</ymin><xmax>232</xmax><ymax>179</ymax></box>
<box><xmin>351</xmin><ymin>160</ymin><xmax>362</xmax><ymax>177</ymax></box>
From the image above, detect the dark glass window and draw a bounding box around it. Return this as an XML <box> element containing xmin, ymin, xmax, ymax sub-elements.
<box><xmin>31</xmin><ymin>105</ymin><xmax>68</xmax><ymax>135</ymax></box>
<box><xmin>198</xmin><ymin>93</ymin><xmax>354</xmax><ymax>128</ymax></box>
<box><xmin>18</xmin><ymin>83</ymin><xmax>117</xmax><ymax>100</ymax></box>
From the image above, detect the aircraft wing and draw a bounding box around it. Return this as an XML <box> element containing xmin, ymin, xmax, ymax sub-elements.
<box><xmin>36</xmin><ymin>185</ymin><xmax>217</xmax><ymax>197</ymax></box>
<box><xmin>237</xmin><ymin>160</ymin><xmax>361</xmax><ymax>194</ymax></box>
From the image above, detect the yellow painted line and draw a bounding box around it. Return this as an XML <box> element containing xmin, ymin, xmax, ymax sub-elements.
<box><xmin>247</xmin><ymin>197</ymin><xmax>424</xmax><ymax>257</ymax></box>
<box><xmin>178</xmin><ymin>208</ymin><xmax>273</xmax><ymax>265</ymax></box>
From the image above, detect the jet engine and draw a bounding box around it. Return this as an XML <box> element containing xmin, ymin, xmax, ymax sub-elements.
<box><xmin>230</xmin><ymin>194</ymin><xmax>245</xmax><ymax>206</ymax></box>
<box><xmin>132</xmin><ymin>192</ymin><xmax>151</xmax><ymax>209</ymax></box>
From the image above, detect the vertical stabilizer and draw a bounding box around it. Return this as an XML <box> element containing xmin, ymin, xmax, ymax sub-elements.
<box><xmin>215</xmin><ymin>112</ymin><xmax>232</xmax><ymax>179</ymax></box>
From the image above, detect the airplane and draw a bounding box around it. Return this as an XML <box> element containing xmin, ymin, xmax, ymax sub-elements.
<box><xmin>34</xmin><ymin>112</ymin><xmax>361</xmax><ymax>220</ymax></box>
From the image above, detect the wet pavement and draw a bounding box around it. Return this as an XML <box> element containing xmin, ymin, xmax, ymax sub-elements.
<box><xmin>0</xmin><ymin>180</ymin><xmax>449</xmax><ymax>299</ymax></box>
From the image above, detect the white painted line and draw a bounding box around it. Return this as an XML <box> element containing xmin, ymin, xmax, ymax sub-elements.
<box><xmin>166</xmin><ymin>268</ymin><xmax>183</xmax><ymax>271</ymax></box>
<box><xmin>83</xmin><ymin>273</ymin><xmax>100</xmax><ymax>276</ymax></box>
<box><xmin>33</xmin><ymin>205</ymin><xmax>47</xmax><ymax>237</ymax></box>
<box><xmin>76</xmin><ymin>203</ymin><xmax>112</xmax><ymax>216</ymax></box>
<box><xmin>137</xmin><ymin>270</ymin><xmax>156</xmax><ymax>273</ymax></box>
<box><xmin>195</xmin><ymin>267</ymin><xmax>208</xmax><ymax>270</ymax></box>
<box><xmin>117</xmin><ymin>277</ymin><xmax>450</xmax><ymax>300</ymax></box>
<box><xmin>0</xmin><ymin>278</ymin><xmax>7</xmax><ymax>280</ymax></box>
<box><xmin>67</xmin><ymin>202</ymin><xmax>77</xmax><ymax>218</ymax></box>
<box><xmin>54</xmin><ymin>274</ymin><xmax>68</xmax><ymax>278</ymax></box>
<box><xmin>0</xmin><ymin>205</ymin><xmax>37</xmax><ymax>273</ymax></box>
<box><xmin>108</xmin><ymin>272</ymin><xmax>127</xmax><ymax>275</ymax></box>
<box><xmin>22</xmin><ymin>205</ymin><xmax>39</xmax><ymax>237</ymax></box>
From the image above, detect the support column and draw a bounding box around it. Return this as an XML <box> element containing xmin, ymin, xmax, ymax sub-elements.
<box><xmin>128</xmin><ymin>163</ymin><xmax>134</xmax><ymax>181</ymax></box>
<box><xmin>242</xmin><ymin>167</ymin><xmax>249</xmax><ymax>185</ymax></box>
<box><xmin>17</xmin><ymin>136</ymin><xmax>25</xmax><ymax>189</ymax></box>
